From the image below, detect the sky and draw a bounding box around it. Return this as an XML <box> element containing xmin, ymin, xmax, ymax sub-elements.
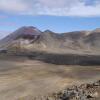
<box><xmin>0</xmin><ymin>0</ymin><xmax>100</xmax><ymax>39</ymax></box>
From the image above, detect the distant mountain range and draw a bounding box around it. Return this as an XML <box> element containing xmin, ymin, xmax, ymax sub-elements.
<box><xmin>0</xmin><ymin>26</ymin><xmax>100</xmax><ymax>54</ymax></box>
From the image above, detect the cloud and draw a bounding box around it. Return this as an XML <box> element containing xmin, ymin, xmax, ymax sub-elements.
<box><xmin>0</xmin><ymin>22</ymin><xmax>17</xmax><ymax>26</ymax></box>
<box><xmin>0</xmin><ymin>0</ymin><xmax>29</xmax><ymax>14</ymax></box>
<box><xmin>0</xmin><ymin>15</ymin><xmax>7</xmax><ymax>18</ymax></box>
<box><xmin>0</xmin><ymin>0</ymin><xmax>100</xmax><ymax>17</ymax></box>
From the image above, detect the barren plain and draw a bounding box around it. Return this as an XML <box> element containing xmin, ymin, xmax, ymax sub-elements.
<box><xmin>0</xmin><ymin>55</ymin><xmax>100</xmax><ymax>100</ymax></box>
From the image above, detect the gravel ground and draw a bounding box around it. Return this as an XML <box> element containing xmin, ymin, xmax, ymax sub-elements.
<box><xmin>31</xmin><ymin>80</ymin><xmax>100</xmax><ymax>100</ymax></box>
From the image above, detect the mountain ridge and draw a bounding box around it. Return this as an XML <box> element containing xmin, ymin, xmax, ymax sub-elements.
<box><xmin>1</xmin><ymin>26</ymin><xmax>100</xmax><ymax>54</ymax></box>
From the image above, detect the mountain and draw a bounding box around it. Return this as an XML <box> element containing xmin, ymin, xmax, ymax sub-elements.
<box><xmin>1</xmin><ymin>26</ymin><xmax>100</xmax><ymax>54</ymax></box>
<box><xmin>0</xmin><ymin>26</ymin><xmax>41</xmax><ymax>49</ymax></box>
<box><xmin>84</xmin><ymin>29</ymin><xmax>100</xmax><ymax>48</ymax></box>
<box><xmin>34</xmin><ymin>30</ymin><xmax>63</xmax><ymax>49</ymax></box>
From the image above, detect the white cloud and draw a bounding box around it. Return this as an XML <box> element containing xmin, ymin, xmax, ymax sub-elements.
<box><xmin>0</xmin><ymin>0</ymin><xmax>29</xmax><ymax>13</ymax></box>
<box><xmin>0</xmin><ymin>0</ymin><xmax>100</xmax><ymax>17</ymax></box>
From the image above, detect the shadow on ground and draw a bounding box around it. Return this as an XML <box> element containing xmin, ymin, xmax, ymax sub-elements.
<box><xmin>25</xmin><ymin>51</ymin><xmax>100</xmax><ymax>66</ymax></box>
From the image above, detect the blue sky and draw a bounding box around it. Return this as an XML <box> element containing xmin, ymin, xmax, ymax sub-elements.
<box><xmin>0</xmin><ymin>0</ymin><xmax>100</xmax><ymax>39</ymax></box>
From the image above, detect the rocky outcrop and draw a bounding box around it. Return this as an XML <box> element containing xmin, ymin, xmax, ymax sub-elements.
<box><xmin>31</xmin><ymin>80</ymin><xmax>100</xmax><ymax>100</ymax></box>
